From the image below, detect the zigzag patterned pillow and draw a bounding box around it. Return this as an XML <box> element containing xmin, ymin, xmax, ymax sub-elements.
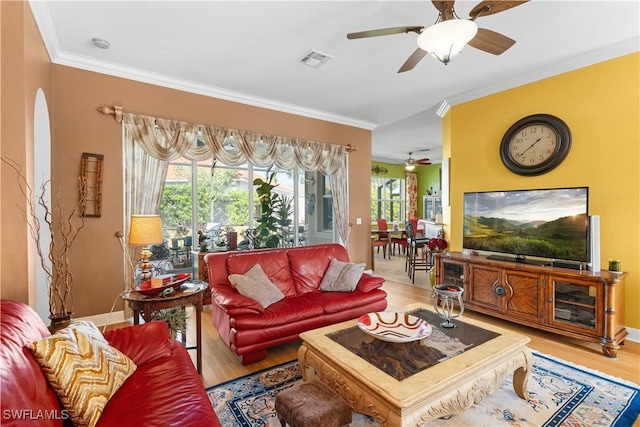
<box><xmin>29</xmin><ymin>321</ymin><xmax>137</xmax><ymax>427</ymax></box>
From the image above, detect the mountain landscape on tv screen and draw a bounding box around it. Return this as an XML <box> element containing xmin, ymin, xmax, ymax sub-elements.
<box><xmin>463</xmin><ymin>213</ymin><xmax>588</xmax><ymax>261</ymax></box>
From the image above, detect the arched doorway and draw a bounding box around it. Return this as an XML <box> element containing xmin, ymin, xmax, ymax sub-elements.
<box><xmin>33</xmin><ymin>88</ymin><xmax>51</xmax><ymax>322</ymax></box>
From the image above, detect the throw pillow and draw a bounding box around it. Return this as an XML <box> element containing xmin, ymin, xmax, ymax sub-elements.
<box><xmin>319</xmin><ymin>258</ymin><xmax>366</xmax><ymax>292</ymax></box>
<box><xmin>29</xmin><ymin>321</ymin><xmax>137</xmax><ymax>427</ymax></box>
<box><xmin>229</xmin><ymin>263</ymin><xmax>285</xmax><ymax>308</ymax></box>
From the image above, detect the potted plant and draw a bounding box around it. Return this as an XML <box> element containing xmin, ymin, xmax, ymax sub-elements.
<box><xmin>2</xmin><ymin>157</ymin><xmax>89</xmax><ymax>332</ymax></box>
<box><xmin>152</xmin><ymin>307</ymin><xmax>187</xmax><ymax>340</ymax></box>
<box><xmin>276</xmin><ymin>196</ymin><xmax>294</xmax><ymax>228</ymax></box>
<box><xmin>253</xmin><ymin>174</ymin><xmax>281</xmax><ymax>248</ymax></box>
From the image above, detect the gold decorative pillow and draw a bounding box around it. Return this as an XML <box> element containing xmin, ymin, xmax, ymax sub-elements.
<box><xmin>229</xmin><ymin>263</ymin><xmax>285</xmax><ymax>308</ymax></box>
<box><xmin>319</xmin><ymin>258</ymin><xmax>366</xmax><ymax>292</ymax></box>
<box><xmin>29</xmin><ymin>321</ymin><xmax>137</xmax><ymax>427</ymax></box>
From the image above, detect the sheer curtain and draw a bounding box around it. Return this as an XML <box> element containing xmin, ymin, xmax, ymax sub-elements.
<box><xmin>121</xmin><ymin>112</ymin><xmax>352</xmax><ymax>258</ymax></box>
<box><xmin>121</xmin><ymin>125</ymin><xmax>169</xmax><ymax>312</ymax></box>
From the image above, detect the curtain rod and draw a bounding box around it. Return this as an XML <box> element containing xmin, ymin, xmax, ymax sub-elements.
<box><xmin>97</xmin><ymin>105</ymin><xmax>123</xmax><ymax>123</ymax></box>
<box><xmin>96</xmin><ymin>104</ymin><xmax>357</xmax><ymax>153</ymax></box>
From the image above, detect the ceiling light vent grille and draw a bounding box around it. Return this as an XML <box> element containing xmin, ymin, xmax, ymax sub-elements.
<box><xmin>298</xmin><ymin>49</ymin><xmax>334</xmax><ymax>68</ymax></box>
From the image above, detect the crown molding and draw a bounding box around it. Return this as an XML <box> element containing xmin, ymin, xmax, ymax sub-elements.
<box><xmin>28</xmin><ymin>1</ymin><xmax>377</xmax><ymax>131</ymax></box>
<box><xmin>446</xmin><ymin>37</ymin><xmax>639</xmax><ymax>108</ymax></box>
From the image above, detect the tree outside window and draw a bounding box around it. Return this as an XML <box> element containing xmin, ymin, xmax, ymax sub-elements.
<box><xmin>371</xmin><ymin>177</ymin><xmax>405</xmax><ymax>222</ymax></box>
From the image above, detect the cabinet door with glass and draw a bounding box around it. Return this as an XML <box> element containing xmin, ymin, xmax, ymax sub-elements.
<box><xmin>548</xmin><ymin>276</ymin><xmax>603</xmax><ymax>335</ymax></box>
<box><xmin>423</xmin><ymin>196</ymin><xmax>442</xmax><ymax>220</ymax></box>
<box><xmin>437</xmin><ymin>257</ymin><xmax>467</xmax><ymax>294</ymax></box>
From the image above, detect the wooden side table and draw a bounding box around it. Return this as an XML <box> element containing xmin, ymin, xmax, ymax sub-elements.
<box><xmin>120</xmin><ymin>283</ymin><xmax>207</xmax><ymax>374</ymax></box>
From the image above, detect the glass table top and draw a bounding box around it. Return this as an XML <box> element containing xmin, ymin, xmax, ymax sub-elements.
<box><xmin>327</xmin><ymin>308</ymin><xmax>500</xmax><ymax>381</ymax></box>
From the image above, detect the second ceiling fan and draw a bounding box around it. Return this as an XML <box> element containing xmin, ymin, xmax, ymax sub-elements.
<box><xmin>347</xmin><ymin>0</ymin><xmax>529</xmax><ymax>72</ymax></box>
<box><xmin>405</xmin><ymin>151</ymin><xmax>431</xmax><ymax>170</ymax></box>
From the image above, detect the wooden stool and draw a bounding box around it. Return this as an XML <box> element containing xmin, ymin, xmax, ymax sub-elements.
<box><xmin>275</xmin><ymin>379</ymin><xmax>352</xmax><ymax>427</ymax></box>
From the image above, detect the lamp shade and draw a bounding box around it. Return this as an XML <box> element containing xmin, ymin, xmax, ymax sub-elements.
<box><xmin>128</xmin><ymin>215</ymin><xmax>164</xmax><ymax>245</ymax></box>
<box><xmin>417</xmin><ymin>19</ymin><xmax>478</xmax><ymax>64</ymax></box>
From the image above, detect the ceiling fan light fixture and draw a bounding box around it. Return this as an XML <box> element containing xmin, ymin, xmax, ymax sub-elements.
<box><xmin>417</xmin><ymin>19</ymin><xmax>478</xmax><ymax>65</ymax></box>
<box><xmin>405</xmin><ymin>164</ymin><xmax>416</xmax><ymax>171</ymax></box>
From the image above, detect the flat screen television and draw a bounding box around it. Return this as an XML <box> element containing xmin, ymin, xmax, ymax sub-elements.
<box><xmin>463</xmin><ymin>187</ymin><xmax>589</xmax><ymax>264</ymax></box>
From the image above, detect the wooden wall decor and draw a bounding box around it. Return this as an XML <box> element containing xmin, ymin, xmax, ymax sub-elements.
<box><xmin>80</xmin><ymin>153</ymin><xmax>104</xmax><ymax>217</ymax></box>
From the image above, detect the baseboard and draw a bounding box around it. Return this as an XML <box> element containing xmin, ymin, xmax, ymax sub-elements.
<box><xmin>626</xmin><ymin>326</ymin><xmax>640</xmax><ymax>343</ymax></box>
<box><xmin>76</xmin><ymin>310</ymin><xmax>126</xmax><ymax>328</ymax></box>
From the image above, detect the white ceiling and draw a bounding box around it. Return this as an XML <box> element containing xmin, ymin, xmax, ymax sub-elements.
<box><xmin>29</xmin><ymin>1</ymin><xmax>639</xmax><ymax>165</ymax></box>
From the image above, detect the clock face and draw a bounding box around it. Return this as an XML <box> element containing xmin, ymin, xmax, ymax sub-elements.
<box><xmin>508</xmin><ymin>123</ymin><xmax>559</xmax><ymax>167</ymax></box>
<box><xmin>500</xmin><ymin>114</ymin><xmax>571</xmax><ymax>176</ymax></box>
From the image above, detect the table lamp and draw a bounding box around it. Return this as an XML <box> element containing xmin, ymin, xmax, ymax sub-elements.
<box><xmin>129</xmin><ymin>215</ymin><xmax>164</xmax><ymax>281</ymax></box>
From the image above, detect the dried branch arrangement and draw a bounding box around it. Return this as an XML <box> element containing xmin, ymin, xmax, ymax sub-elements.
<box><xmin>1</xmin><ymin>157</ymin><xmax>90</xmax><ymax>320</ymax></box>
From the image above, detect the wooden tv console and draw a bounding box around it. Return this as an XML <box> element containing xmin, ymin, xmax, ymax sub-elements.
<box><xmin>434</xmin><ymin>252</ymin><xmax>628</xmax><ymax>358</ymax></box>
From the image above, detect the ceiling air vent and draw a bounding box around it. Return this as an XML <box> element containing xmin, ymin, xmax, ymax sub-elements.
<box><xmin>298</xmin><ymin>49</ymin><xmax>334</xmax><ymax>68</ymax></box>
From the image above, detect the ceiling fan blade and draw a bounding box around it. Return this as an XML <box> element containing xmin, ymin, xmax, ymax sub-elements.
<box><xmin>398</xmin><ymin>48</ymin><xmax>428</xmax><ymax>73</ymax></box>
<box><xmin>469</xmin><ymin>0</ymin><xmax>529</xmax><ymax>20</ymax></box>
<box><xmin>347</xmin><ymin>26</ymin><xmax>422</xmax><ymax>40</ymax></box>
<box><xmin>431</xmin><ymin>0</ymin><xmax>455</xmax><ymax>14</ymax></box>
<box><xmin>467</xmin><ymin>28</ymin><xmax>515</xmax><ymax>55</ymax></box>
<box><xmin>416</xmin><ymin>158</ymin><xmax>432</xmax><ymax>165</ymax></box>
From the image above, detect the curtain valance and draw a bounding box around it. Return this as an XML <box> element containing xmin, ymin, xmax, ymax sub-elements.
<box><xmin>122</xmin><ymin>113</ymin><xmax>346</xmax><ymax>176</ymax></box>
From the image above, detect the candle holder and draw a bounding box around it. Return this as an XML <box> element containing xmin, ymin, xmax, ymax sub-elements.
<box><xmin>433</xmin><ymin>284</ymin><xmax>464</xmax><ymax>328</ymax></box>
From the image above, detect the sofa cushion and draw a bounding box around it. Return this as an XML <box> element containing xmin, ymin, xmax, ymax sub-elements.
<box><xmin>230</xmin><ymin>296</ymin><xmax>325</xmax><ymax>329</ymax></box>
<box><xmin>302</xmin><ymin>291</ymin><xmax>388</xmax><ymax>315</ymax></box>
<box><xmin>95</xmin><ymin>340</ymin><xmax>219</xmax><ymax>427</ymax></box>
<box><xmin>29</xmin><ymin>321</ymin><xmax>137</xmax><ymax>427</ymax></box>
<box><xmin>103</xmin><ymin>321</ymin><xmax>172</xmax><ymax>366</ymax></box>
<box><xmin>319</xmin><ymin>258</ymin><xmax>365</xmax><ymax>292</ymax></box>
<box><xmin>0</xmin><ymin>300</ymin><xmax>63</xmax><ymax>427</ymax></box>
<box><xmin>227</xmin><ymin>250</ymin><xmax>296</xmax><ymax>296</ymax></box>
<box><xmin>229</xmin><ymin>264</ymin><xmax>285</xmax><ymax>308</ymax></box>
<box><xmin>287</xmin><ymin>245</ymin><xmax>350</xmax><ymax>294</ymax></box>
<box><xmin>210</xmin><ymin>284</ymin><xmax>266</xmax><ymax>315</ymax></box>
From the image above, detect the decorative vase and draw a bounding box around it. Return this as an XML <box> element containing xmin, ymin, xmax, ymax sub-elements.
<box><xmin>428</xmin><ymin>265</ymin><xmax>436</xmax><ymax>287</ymax></box>
<box><xmin>48</xmin><ymin>312</ymin><xmax>73</xmax><ymax>334</ymax></box>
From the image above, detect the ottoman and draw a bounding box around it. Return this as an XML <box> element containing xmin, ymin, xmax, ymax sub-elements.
<box><xmin>275</xmin><ymin>379</ymin><xmax>352</xmax><ymax>427</ymax></box>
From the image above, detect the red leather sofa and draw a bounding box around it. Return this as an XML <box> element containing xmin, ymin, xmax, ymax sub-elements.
<box><xmin>205</xmin><ymin>243</ymin><xmax>388</xmax><ymax>364</ymax></box>
<box><xmin>0</xmin><ymin>299</ymin><xmax>221</xmax><ymax>427</ymax></box>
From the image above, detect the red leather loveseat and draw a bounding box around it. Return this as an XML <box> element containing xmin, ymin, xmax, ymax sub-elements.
<box><xmin>205</xmin><ymin>243</ymin><xmax>388</xmax><ymax>364</ymax></box>
<box><xmin>0</xmin><ymin>299</ymin><xmax>221</xmax><ymax>427</ymax></box>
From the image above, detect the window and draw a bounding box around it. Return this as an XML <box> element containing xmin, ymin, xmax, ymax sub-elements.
<box><xmin>371</xmin><ymin>177</ymin><xmax>405</xmax><ymax>222</ymax></box>
<box><xmin>159</xmin><ymin>157</ymin><xmax>333</xmax><ymax>274</ymax></box>
<box><xmin>320</xmin><ymin>175</ymin><xmax>333</xmax><ymax>231</ymax></box>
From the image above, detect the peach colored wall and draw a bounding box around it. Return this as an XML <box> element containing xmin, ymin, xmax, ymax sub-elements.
<box><xmin>50</xmin><ymin>66</ymin><xmax>372</xmax><ymax>317</ymax></box>
<box><xmin>1</xmin><ymin>1</ymin><xmax>51</xmax><ymax>303</ymax></box>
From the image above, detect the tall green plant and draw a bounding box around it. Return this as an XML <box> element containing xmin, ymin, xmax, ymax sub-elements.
<box><xmin>253</xmin><ymin>174</ymin><xmax>281</xmax><ymax>248</ymax></box>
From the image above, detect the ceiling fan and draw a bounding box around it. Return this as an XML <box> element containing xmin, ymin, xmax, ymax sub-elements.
<box><xmin>347</xmin><ymin>0</ymin><xmax>529</xmax><ymax>72</ymax></box>
<box><xmin>405</xmin><ymin>151</ymin><xmax>431</xmax><ymax>170</ymax></box>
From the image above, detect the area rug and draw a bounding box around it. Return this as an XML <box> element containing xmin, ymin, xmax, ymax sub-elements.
<box><xmin>207</xmin><ymin>351</ymin><xmax>639</xmax><ymax>426</ymax></box>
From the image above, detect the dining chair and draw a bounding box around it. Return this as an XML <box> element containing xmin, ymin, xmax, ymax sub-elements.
<box><xmin>392</xmin><ymin>233</ymin><xmax>409</xmax><ymax>257</ymax></box>
<box><xmin>405</xmin><ymin>220</ymin><xmax>429</xmax><ymax>283</ymax></box>
<box><xmin>373</xmin><ymin>219</ymin><xmax>390</xmax><ymax>259</ymax></box>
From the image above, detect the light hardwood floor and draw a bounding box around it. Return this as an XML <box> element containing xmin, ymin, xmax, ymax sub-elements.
<box><xmin>112</xmin><ymin>249</ymin><xmax>640</xmax><ymax>388</ymax></box>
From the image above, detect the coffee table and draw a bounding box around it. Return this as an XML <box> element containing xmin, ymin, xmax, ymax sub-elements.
<box><xmin>298</xmin><ymin>302</ymin><xmax>532</xmax><ymax>426</ymax></box>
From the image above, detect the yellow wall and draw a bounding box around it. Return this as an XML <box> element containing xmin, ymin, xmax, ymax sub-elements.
<box><xmin>447</xmin><ymin>53</ymin><xmax>640</xmax><ymax>329</ymax></box>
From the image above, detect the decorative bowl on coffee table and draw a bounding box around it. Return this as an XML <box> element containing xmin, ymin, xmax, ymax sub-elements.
<box><xmin>357</xmin><ymin>311</ymin><xmax>432</xmax><ymax>343</ymax></box>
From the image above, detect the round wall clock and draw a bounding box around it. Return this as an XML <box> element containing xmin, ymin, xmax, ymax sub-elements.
<box><xmin>500</xmin><ymin>114</ymin><xmax>571</xmax><ymax>176</ymax></box>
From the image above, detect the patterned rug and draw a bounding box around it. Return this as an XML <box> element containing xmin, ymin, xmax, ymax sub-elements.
<box><xmin>207</xmin><ymin>351</ymin><xmax>639</xmax><ymax>426</ymax></box>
